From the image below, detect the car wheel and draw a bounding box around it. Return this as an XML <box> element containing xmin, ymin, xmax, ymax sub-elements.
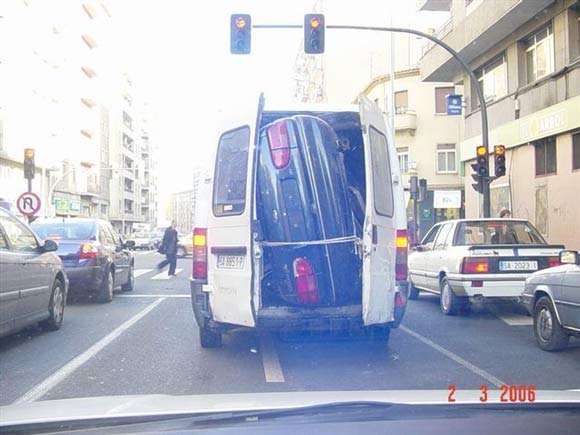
<box><xmin>408</xmin><ymin>278</ymin><xmax>420</xmax><ymax>300</ymax></box>
<box><xmin>40</xmin><ymin>279</ymin><xmax>65</xmax><ymax>331</ymax></box>
<box><xmin>99</xmin><ymin>270</ymin><xmax>114</xmax><ymax>303</ymax></box>
<box><xmin>199</xmin><ymin>327</ymin><xmax>222</xmax><ymax>348</ymax></box>
<box><xmin>533</xmin><ymin>296</ymin><xmax>569</xmax><ymax>351</ymax></box>
<box><xmin>177</xmin><ymin>246</ymin><xmax>186</xmax><ymax>258</ymax></box>
<box><xmin>121</xmin><ymin>264</ymin><xmax>134</xmax><ymax>292</ymax></box>
<box><xmin>440</xmin><ymin>277</ymin><xmax>461</xmax><ymax>316</ymax></box>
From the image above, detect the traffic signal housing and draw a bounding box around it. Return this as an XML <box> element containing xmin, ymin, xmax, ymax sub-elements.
<box><xmin>23</xmin><ymin>148</ymin><xmax>35</xmax><ymax>180</ymax></box>
<box><xmin>304</xmin><ymin>14</ymin><xmax>325</xmax><ymax>54</ymax></box>
<box><xmin>230</xmin><ymin>14</ymin><xmax>251</xmax><ymax>54</ymax></box>
<box><xmin>470</xmin><ymin>145</ymin><xmax>489</xmax><ymax>193</ymax></box>
<box><xmin>494</xmin><ymin>145</ymin><xmax>506</xmax><ymax>178</ymax></box>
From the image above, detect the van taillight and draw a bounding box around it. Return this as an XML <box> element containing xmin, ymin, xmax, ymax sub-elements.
<box><xmin>293</xmin><ymin>257</ymin><xmax>319</xmax><ymax>304</ymax></box>
<box><xmin>79</xmin><ymin>243</ymin><xmax>98</xmax><ymax>259</ymax></box>
<box><xmin>266</xmin><ymin>120</ymin><xmax>290</xmax><ymax>169</ymax></box>
<box><xmin>193</xmin><ymin>228</ymin><xmax>207</xmax><ymax>280</ymax></box>
<box><xmin>462</xmin><ymin>257</ymin><xmax>489</xmax><ymax>274</ymax></box>
<box><xmin>395</xmin><ymin>229</ymin><xmax>408</xmax><ymax>281</ymax></box>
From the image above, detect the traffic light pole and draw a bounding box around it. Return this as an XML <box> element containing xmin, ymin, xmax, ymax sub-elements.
<box><xmin>253</xmin><ymin>23</ymin><xmax>491</xmax><ymax>217</ymax></box>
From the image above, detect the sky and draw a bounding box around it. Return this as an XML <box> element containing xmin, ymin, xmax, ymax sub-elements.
<box><xmin>109</xmin><ymin>0</ymin><xmax>447</xmax><ymax>200</ymax></box>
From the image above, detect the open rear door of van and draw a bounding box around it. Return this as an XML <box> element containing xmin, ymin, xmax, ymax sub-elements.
<box><xmin>359</xmin><ymin>96</ymin><xmax>397</xmax><ymax>326</ymax></box>
<box><xmin>206</xmin><ymin>95</ymin><xmax>265</xmax><ymax>328</ymax></box>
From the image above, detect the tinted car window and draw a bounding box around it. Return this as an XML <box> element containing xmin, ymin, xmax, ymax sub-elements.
<box><xmin>33</xmin><ymin>221</ymin><xmax>96</xmax><ymax>240</ymax></box>
<box><xmin>213</xmin><ymin>126</ymin><xmax>250</xmax><ymax>216</ymax></box>
<box><xmin>0</xmin><ymin>228</ymin><xmax>9</xmax><ymax>250</ymax></box>
<box><xmin>455</xmin><ymin>221</ymin><xmax>546</xmax><ymax>245</ymax></box>
<box><xmin>369</xmin><ymin>127</ymin><xmax>394</xmax><ymax>217</ymax></box>
<box><xmin>433</xmin><ymin>223</ymin><xmax>452</xmax><ymax>250</ymax></box>
<box><xmin>99</xmin><ymin>224</ymin><xmax>114</xmax><ymax>245</ymax></box>
<box><xmin>107</xmin><ymin>225</ymin><xmax>123</xmax><ymax>245</ymax></box>
<box><xmin>0</xmin><ymin>214</ymin><xmax>38</xmax><ymax>252</ymax></box>
<box><xmin>421</xmin><ymin>225</ymin><xmax>440</xmax><ymax>247</ymax></box>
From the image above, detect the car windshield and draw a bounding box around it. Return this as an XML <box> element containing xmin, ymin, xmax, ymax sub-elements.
<box><xmin>2</xmin><ymin>0</ymin><xmax>579</xmax><ymax>429</ymax></box>
<box><xmin>455</xmin><ymin>221</ymin><xmax>546</xmax><ymax>245</ymax></box>
<box><xmin>32</xmin><ymin>221</ymin><xmax>97</xmax><ymax>241</ymax></box>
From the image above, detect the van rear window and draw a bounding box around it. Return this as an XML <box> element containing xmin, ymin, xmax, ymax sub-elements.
<box><xmin>213</xmin><ymin>126</ymin><xmax>250</xmax><ymax>216</ymax></box>
<box><xmin>369</xmin><ymin>127</ymin><xmax>394</xmax><ymax>217</ymax></box>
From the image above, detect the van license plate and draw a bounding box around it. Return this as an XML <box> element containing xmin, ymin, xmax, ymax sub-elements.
<box><xmin>499</xmin><ymin>261</ymin><xmax>538</xmax><ymax>271</ymax></box>
<box><xmin>217</xmin><ymin>255</ymin><xmax>245</xmax><ymax>269</ymax></box>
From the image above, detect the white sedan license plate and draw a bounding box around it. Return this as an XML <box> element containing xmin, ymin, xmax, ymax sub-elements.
<box><xmin>499</xmin><ymin>261</ymin><xmax>538</xmax><ymax>271</ymax></box>
<box><xmin>217</xmin><ymin>255</ymin><xmax>245</xmax><ymax>269</ymax></box>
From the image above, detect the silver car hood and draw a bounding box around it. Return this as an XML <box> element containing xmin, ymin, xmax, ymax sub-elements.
<box><xmin>2</xmin><ymin>390</ymin><xmax>580</xmax><ymax>427</ymax></box>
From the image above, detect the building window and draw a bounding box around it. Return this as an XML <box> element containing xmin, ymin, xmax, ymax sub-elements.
<box><xmin>123</xmin><ymin>111</ymin><xmax>133</xmax><ymax>131</ymax></box>
<box><xmin>397</xmin><ymin>147</ymin><xmax>409</xmax><ymax>173</ymax></box>
<box><xmin>395</xmin><ymin>91</ymin><xmax>408</xmax><ymax>114</ymax></box>
<box><xmin>473</xmin><ymin>55</ymin><xmax>507</xmax><ymax>108</ymax></box>
<box><xmin>534</xmin><ymin>136</ymin><xmax>557</xmax><ymax>176</ymax></box>
<box><xmin>122</xmin><ymin>133</ymin><xmax>134</xmax><ymax>151</ymax></box>
<box><xmin>437</xmin><ymin>144</ymin><xmax>457</xmax><ymax>173</ymax></box>
<box><xmin>101</xmin><ymin>204</ymin><xmax>108</xmax><ymax>215</ymax></box>
<box><xmin>435</xmin><ymin>86</ymin><xmax>454</xmax><ymax>114</ymax></box>
<box><xmin>573</xmin><ymin>132</ymin><xmax>580</xmax><ymax>170</ymax></box>
<box><xmin>525</xmin><ymin>24</ymin><xmax>554</xmax><ymax>84</ymax></box>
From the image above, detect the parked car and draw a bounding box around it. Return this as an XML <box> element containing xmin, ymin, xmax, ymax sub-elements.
<box><xmin>521</xmin><ymin>250</ymin><xmax>580</xmax><ymax>351</ymax></box>
<box><xmin>131</xmin><ymin>231</ymin><xmax>154</xmax><ymax>250</ymax></box>
<box><xmin>32</xmin><ymin>218</ymin><xmax>135</xmax><ymax>303</ymax></box>
<box><xmin>408</xmin><ymin>219</ymin><xmax>565</xmax><ymax>315</ymax></box>
<box><xmin>177</xmin><ymin>233</ymin><xmax>192</xmax><ymax>257</ymax></box>
<box><xmin>0</xmin><ymin>208</ymin><xmax>67</xmax><ymax>338</ymax></box>
<box><xmin>190</xmin><ymin>97</ymin><xmax>408</xmax><ymax>347</ymax></box>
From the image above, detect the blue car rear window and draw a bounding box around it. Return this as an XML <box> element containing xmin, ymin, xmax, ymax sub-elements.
<box><xmin>32</xmin><ymin>222</ymin><xmax>97</xmax><ymax>240</ymax></box>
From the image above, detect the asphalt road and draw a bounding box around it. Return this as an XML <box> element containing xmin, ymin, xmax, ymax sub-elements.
<box><xmin>1</xmin><ymin>251</ymin><xmax>579</xmax><ymax>406</ymax></box>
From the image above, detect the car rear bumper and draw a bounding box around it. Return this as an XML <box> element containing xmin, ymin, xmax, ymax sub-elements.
<box><xmin>447</xmin><ymin>274</ymin><xmax>526</xmax><ymax>297</ymax></box>
<box><xmin>65</xmin><ymin>266</ymin><xmax>103</xmax><ymax>292</ymax></box>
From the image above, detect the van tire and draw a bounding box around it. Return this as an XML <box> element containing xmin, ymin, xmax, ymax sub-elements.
<box><xmin>200</xmin><ymin>327</ymin><xmax>222</xmax><ymax>348</ymax></box>
<box><xmin>408</xmin><ymin>279</ymin><xmax>420</xmax><ymax>300</ymax></box>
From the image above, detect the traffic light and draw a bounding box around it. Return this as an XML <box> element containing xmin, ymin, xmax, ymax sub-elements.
<box><xmin>230</xmin><ymin>14</ymin><xmax>251</xmax><ymax>54</ymax></box>
<box><xmin>494</xmin><ymin>145</ymin><xmax>506</xmax><ymax>178</ymax></box>
<box><xmin>304</xmin><ymin>14</ymin><xmax>325</xmax><ymax>54</ymax></box>
<box><xmin>23</xmin><ymin>148</ymin><xmax>35</xmax><ymax>180</ymax></box>
<box><xmin>470</xmin><ymin>145</ymin><xmax>488</xmax><ymax>193</ymax></box>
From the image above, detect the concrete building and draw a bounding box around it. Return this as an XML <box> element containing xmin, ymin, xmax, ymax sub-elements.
<box><xmin>420</xmin><ymin>0</ymin><xmax>580</xmax><ymax>248</ymax></box>
<box><xmin>167</xmin><ymin>189</ymin><xmax>194</xmax><ymax>236</ymax></box>
<box><xmin>357</xmin><ymin>68</ymin><xmax>463</xmax><ymax>236</ymax></box>
<box><xmin>0</xmin><ymin>0</ymin><xmax>112</xmax><ymax>219</ymax></box>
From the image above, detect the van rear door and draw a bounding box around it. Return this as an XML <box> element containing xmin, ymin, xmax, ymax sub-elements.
<box><xmin>359</xmin><ymin>96</ymin><xmax>397</xmax><ymax>325</ymax></box>
<box><xmin>206</xmin><ymin>97</ymin><xmax>264</xmax><ymax>327</ymax></box>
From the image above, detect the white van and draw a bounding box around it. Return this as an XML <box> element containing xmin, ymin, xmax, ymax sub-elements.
<box><xmin>190</xmin><ymin>96</ymin><xmax>408</xmax><ymax>347</ymax></box>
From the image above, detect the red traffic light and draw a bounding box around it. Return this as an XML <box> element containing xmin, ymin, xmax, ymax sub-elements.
<box><xmin>235</xmin><ymin>16</ymin><xmax>247</xmax><ymax>29</ymax></box>
<box><xmin>494</xmin><ymin>145</ymin><xmax>506</xmax><ymax>156</ymax></box>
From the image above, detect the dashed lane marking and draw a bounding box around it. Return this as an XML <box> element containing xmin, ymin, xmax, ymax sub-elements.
<box><xmin>400</xmin><ymin>325</ymin><xmax>506</xmax><ymax>388</ymax></box>
<box><xmin>494</xmin><ymin>313</ymin><xmax>534</xmax><ymax>326</ymax></box>
<box><xmin>14</xmin><ymin>298</ymin><xmax>166</xmax><ymax>404</ymax></box>
<box><xmin>259</xmin><ymin>333</ymin><xmax>285</xmax><ymax>383</ymax></box>
<box><xmin>117</xmin><ymin>294</ymin><xmax>189</xmax><ymax>298</ymax></box>
<box><xmin>151</xmin><ymin>269</ymin><xmax>183</xmax><ymax>280</ymax></box>
<box><xmin>134</xmin><ymin>269</ymin><xmax>154</xmax><ymax>278</ymax></box>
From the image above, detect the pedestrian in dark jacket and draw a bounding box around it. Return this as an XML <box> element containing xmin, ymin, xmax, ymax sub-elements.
<box><xmin>157</xmin><ymin>220</ymin><xmax>179</xmax><ymax>276</ymax></box>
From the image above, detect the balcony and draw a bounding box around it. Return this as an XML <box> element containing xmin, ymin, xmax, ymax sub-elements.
<box><xmin>420</xmin><ymin>0</ymin><xmax>555</xmax><ymax>81</ymax></box>
<box><xmin>394</xmin><ymin>110</ymin><xmax>417</xmax><ymax>133</ymax></box>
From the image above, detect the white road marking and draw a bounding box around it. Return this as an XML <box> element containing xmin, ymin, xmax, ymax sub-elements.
<box><xmin>495</xmin><ymin>313</ymin><xmax>533</xmax><ymax>326</ymax></box>
<box><xmin>117</xmin><ymin>294</ymin><xmax>189</xmax><ymax>298</ymax></box>
<box><xmin>134</xmin><ymin>269</ymin><xmax>153</xmax><ymax>278</ymax></box>
<box><xmin>133</xmin><ymin>250</ymin><xmax>155</xmax><ymax>256</ymax></box>
<box><xmin>151</xmin><ymin>269</ymin><xmax>183</xmax><ymax>280</ymax></box>
<box><xmin>14</xmin><ymin>298</ymin><xmax>166</xmax><ymax>404</ymax></box>
<box><xmin>259</xmin><ymin>333</ymin><xmax>285</xmax><ymax>383</ymax></box>
<box><xmin>400</xmin><ymin>325</ymin><xmax>505</xmax><ymax>388</ymax></box>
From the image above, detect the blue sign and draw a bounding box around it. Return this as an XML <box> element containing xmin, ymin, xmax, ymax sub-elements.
<box><xmin>446</xmin><ymin>94</ymin><xmax>462</xmax><ymax>115</ymax></box>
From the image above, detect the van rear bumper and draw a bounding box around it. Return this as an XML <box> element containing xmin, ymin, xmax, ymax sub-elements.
<box><xmin>257</xmin><ymin>305</ymin><xmax>364</xmax><ymax>331</ymax></box>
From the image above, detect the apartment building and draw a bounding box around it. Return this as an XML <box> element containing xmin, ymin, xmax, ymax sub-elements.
<box><xmin>420</xmin><ymin>0</ymin><xmax>580</xmax><ymax>248</ymax></box>
<box><xmin>167</xmin><ymin>189</ymin><xmax>195</xmax><ymax>236</ymax></box>
<box><xmin>357</xmin><ymin>68</ymin><xmax>463</xmax><ymax>236</ymax></box>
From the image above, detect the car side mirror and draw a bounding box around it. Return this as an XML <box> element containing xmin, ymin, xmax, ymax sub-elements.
<box><xmin>43</xmin><ymin>239</ymin><xmax>59</xmax><ymax>252</ymax></box>
<box><xmin>560</xmin><ymin>250</ymin><xmax>579</xmax><ymax>265</ymax></box>
<box><xmin>414</xmin><ymin>245</ymin><xmax>425</xmax><ymax>252</ymax></box>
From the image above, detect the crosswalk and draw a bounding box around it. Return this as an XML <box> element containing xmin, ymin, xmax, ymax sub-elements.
<box><xmin>134</xmin><ymin>268</ymin><xmax>185</xmax><ymax>280</ymax></box>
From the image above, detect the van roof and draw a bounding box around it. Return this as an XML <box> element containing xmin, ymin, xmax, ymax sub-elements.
<box><xmin>264</xmin><ymin>102</ymin><xmax>359</xmax><ymax>114</ymax></box>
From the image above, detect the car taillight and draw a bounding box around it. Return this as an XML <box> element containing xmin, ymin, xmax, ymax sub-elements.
<box><xmin>266</xmin><ymin>120</ymin><xmax>291</xmax><ymax>169</ymax></box>
<box><xmin>79</xmin><ymin>243</ymin><xmax>98</xmax><ymax>259</ymax></box>
<box><xmin>293</xmin><ymin>257</ymin><xmax>319</xmax><ymax>304</ymax></box>
<box><xmin>462</xmin><ymin>257</ymin><xmax>489</xmax><ymax>274</ymax></box>
<box><xmin>395</xmin><ymin>229</ymin><xmax>408</xmax><ymax>281</ymax></box>
<box><xmin>193</xmin><ymin>228</ymin><xmax>207</xmax><ymax>280</ymax></box>
<box><xmin>548</xmin><ymin>257</ymin><xmax>561</xmax><ymax>268</ymax></box>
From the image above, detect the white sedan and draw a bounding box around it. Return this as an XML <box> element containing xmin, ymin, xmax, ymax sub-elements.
<box><xmin>408</xmin><ymin>219</ymin><xmax>564</xmax><ymax>315</ymax></box>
